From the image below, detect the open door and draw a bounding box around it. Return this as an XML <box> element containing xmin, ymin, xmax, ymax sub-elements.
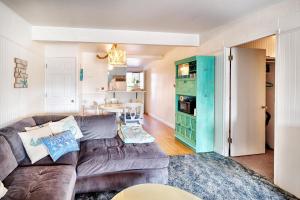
<box><xmin>230</xmin><ymin>47</ymin><xmax>266</xmax><ymax>156</ymax></box>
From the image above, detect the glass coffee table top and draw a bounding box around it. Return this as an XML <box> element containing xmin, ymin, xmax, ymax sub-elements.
<box><xmin>112</xmin><ymin>184</ymin><xmax>201</xmax><ymax>200</ymax></box>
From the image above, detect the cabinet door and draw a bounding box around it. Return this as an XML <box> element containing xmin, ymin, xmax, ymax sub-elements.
<box><xmin>191</xmin><ymin>118</ymin><xmax>196</xmax><ymax>130</ymax></box>
<box><xmin>190</xmin><ymin>129</ymin><xmax>196</xmax><ymax>145</ymax></box>
<box><xmin>175</xmin><ymin>125</ymin><xmax>185</xmax><ymax>138</ymax></box>
<box><xmin>176</xmin><ymin>79</ymin><xmax>196</xmax><ymax>96</ymax></box>
<box><xmin>185</xmin><ymin>127</ymin><xmax>196</xmax><ymax>147</ymax></box>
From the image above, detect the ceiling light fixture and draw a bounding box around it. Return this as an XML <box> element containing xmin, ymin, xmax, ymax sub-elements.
<box><xmin>96</xmin><ymin>44</ymin><xmax>127</xmax><ymax>66</ymax></box>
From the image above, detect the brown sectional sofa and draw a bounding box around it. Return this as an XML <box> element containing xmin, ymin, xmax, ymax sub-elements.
<box><xmin>0</xmin><ymin>114</ymin><xmax>169</xmax><ymax>200</ymax></box>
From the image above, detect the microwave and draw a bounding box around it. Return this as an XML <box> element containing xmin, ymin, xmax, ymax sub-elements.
<box><xmin>178</xmin><ymin>96</ymin><xmax>196</xmax><ymax>115</ymax></box>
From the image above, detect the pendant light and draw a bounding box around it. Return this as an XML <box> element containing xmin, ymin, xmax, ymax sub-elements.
<box><xmin>96</xmin><ymin>44</ymin><xmax>127</xmax><ymax>66</ymax></box>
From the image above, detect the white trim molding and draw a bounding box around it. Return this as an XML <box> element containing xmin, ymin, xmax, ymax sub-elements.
<box><xmin>32</xmin><ymin>26</ymin><xmax>200</xmax><ymax>46</ymax></box>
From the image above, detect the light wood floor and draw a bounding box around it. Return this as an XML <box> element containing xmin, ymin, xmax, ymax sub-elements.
<box><xmin>143</xmin><ymin>115</ymin><xmax>273</xmax><ymax>181</ymax></box>
<box><xmin>142</xmin><ymin>114</ymin><xmax>194</xmax><ymax>156</ymax></box>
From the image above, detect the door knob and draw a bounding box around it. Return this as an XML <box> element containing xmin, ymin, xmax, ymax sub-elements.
<box><xmin>71</xmin><ymin>100</ymin><xmax>75</xmax><ymax>103</ymax></box>
<box><xmin>261</xmin><ymin>106</ymin><xmax>268</xmax><ymax>109</ymax></box>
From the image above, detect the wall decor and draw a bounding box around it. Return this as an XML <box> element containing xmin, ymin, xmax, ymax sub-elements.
<box><xmin>14</xmin><ymin>58</ymin><xmax>28</xmax><ymax>88</ymax></box>
<box><xmin>80</xmin><ymin>68</ymin><xmax>84</xmax><ymax>81</ymax></box>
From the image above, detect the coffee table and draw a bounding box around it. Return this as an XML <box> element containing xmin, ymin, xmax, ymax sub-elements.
<box><xmin>112</xmin><ymin>184</ymin><xmax>201</xmax><ymax>200</ymax></box>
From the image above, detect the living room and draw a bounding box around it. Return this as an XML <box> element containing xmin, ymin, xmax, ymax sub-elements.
<box><xmin>0</xmin><ymin>0</ymin><xmax>300</xmax><ymax>200</ymax></box>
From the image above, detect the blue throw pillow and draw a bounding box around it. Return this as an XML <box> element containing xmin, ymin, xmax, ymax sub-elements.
<box><xmin>41</xmin><ymin>130</ymin><xmax>79</xmax><ymax>162</ymax></box>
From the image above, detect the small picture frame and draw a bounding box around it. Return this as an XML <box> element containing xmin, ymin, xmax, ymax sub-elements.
<box><xmin>14</xmin><ymin>58</ymin><xmax>28</xmax><ymax>88</ymax></box>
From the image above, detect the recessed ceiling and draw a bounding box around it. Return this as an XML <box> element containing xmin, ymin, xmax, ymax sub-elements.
<box><xmin>79</xmin><ymin>43</ymin><xmax>174</xmax><ymax>68</ymax></box>
<box><xmin>40</xmin><ymin>42</ymin><xmax>174</xmax><ymax>68</ymax></box>
<box><xmin>79</xmin><ymin>43</ymin><xmax>173</xmax><ymax>56</ymax></box>
<box><xmin>1</xmin><ymin>0</ymin><xmax>282</xmax><ymax>34</ymax></box>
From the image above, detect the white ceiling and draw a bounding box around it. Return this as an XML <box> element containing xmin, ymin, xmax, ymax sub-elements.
<box><xmin>3</xmin><ymin>0</ymin><xmax>282</xmax><ymax>68</ymax></box>
<box><xmin>2</xmin><ymin>0</ymin><xmax>282</xmax><ymax>34</ymax></box>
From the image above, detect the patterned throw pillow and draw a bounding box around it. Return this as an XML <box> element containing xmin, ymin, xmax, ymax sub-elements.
<box><xmin>41</xmin><ymin>130</ymin><xmax>79</xmax><ymax>162</ymax></box>
<box><xmin>18</xmin><ymin>126</ymin><xmax>53</xmax><ymax>163</ymax></box>
<box><xmin>49</xmin><ymin>116</ymin><xmax>83</xmax><ymax>140</ymax></box>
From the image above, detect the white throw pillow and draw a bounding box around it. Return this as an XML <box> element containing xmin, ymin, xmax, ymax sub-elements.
<box><xmin>49</xmin><ymin>116</ymin><xmax>83</xmax><ymax>140</ymax></box>
<box><xmin>0</xmin><ymin>181</ymin><xmax>8</xmax><ymax>199</ymax></box>
<box><xmin>25</xmin><ymin>122</ymin><xmax>51</xmax><ymax>131</ymax></box>
<box><xmin>18</xmin><ymin>126</ymin><xmax>53</xmax><ymax>164</ymax></box>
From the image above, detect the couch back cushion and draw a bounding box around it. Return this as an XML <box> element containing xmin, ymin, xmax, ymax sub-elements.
<box><xmin>77</xmin><ymin>115</ymin><xmax>117</xmax><ymax>141</ymax></box>
<box><xmin>0</xmin><ymin>117</ymin><xmax>36</xmax><ymax>163</ymax></box>
<box><xmin>0</xmin><ymin>136</ymin><xmax>18</xmax><ymax>181</ymax></box>
<box><xmin>33</xmin><ymin>114</ymin><xmax>117</xmax><ymax>140</ymax></box>
<box><xmin>32</xmin><ymin>115</ymin><xmax>67</xmax><ymax>126</ymax></box>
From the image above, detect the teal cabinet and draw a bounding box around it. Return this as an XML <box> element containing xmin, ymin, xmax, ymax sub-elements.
<box><xmin>175</xmin><ymin>56</ymin><xmax>215</xmax><ymax>153</ymax></box>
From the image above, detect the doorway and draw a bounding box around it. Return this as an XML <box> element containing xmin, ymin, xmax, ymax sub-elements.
<box><xmin>45</xmin><ymin>57</ymin><xmax>78</xmax><ymax>113</ymax></box>
<box><xmin>228</xmin><ymin>35</ymin><xmax>276</xmax><ymax>181</ymax></box>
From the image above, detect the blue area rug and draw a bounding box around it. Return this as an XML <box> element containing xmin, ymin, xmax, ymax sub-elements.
<box><xmin>76</xmin><ymin>153</ymin><xmax>298</xmax><ymax>200</ymax></box>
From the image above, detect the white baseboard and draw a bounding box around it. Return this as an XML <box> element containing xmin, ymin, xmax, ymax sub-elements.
<box><xmin>147</xmin><ymin>113</ymin><xmax>175</xmax><ymax>129</ymax></box>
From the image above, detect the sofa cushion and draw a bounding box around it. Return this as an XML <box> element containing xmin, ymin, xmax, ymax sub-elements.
<box><xmin>33</xmin><ymin>115</ymin><xmax>118</xmax><ymax>140</ymax></box>
<box><xmin>77</xmin><ymin>115</ymin><xmax>117</xmax><ymax>141</ymax></box>
<box><xmin>0</xmin><ymin>117</ymin><xmax>36</xmax><ymax>163</ymax></box>
<box><xmin>0</xmin><ymin>137</ymin><xmax>18</xmax><ymax>181</ymax></box>
<box><xmin>32</xmin><ymin>115</ymin><xmax>67</xmax><ymax>126</ymax></box>
<box><xmin>77</xmin><ymin>137</ymin><xmax>169</xmax><ymax>177</ymax></box>
<box><xmin>3</xmin><ymin>165</ymin><xmax>76</xmax><ymax>200</ymax></box>
<box><xmin>20</xmin><ymin>152</ymin><xmax>79</xmax><ymax>167</ymax></box>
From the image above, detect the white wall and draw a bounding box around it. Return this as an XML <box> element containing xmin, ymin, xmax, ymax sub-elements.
<box><xmin>80</xmin><ymin>52</ymin><xmax>108</xmax><ymax>111</ymax></box>
<box><xmin>214</xmin><ymin>52</ymin><xmax>228</xmax><ymax>155</ymax></box>
<box><xmin>145</xmin><ymin>0</ymin><xmax>300</xmax><ymax>197</ymax></box>
<box><xmin>275</xmin><ymin>28</ymin><xmax>300</xmax><ymax>198</ymax></box>
<box><xmin>238</xmin><ymin>35</ymin><xmax>276</xmax><ymax>58</ymax></box>
<box><xmin>81</xmin><ymin>52</ymin><xmax>108</xmax><ymax>94</ymax></box>
<box><xmin>145</xmin><ymin>47</ymin><xmax>199</xmax><ymax>128</ymax></box>
<box><xmin>0</xmin><ymin>2</ymin><xmax>45</xmax><ymax>128</ymax></box>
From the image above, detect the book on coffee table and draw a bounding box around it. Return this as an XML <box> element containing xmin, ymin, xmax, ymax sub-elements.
<box><xmin>118</xmin><ymin>124</ymin><xmax>155</xmax><ymax>144</ymax></box>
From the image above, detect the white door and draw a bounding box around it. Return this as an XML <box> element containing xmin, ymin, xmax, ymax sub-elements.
<box><xmin>45</xmin><ymin>58</ymin><xmax>77</xmax><ymax>113</ymax></box>
<box><xmin>230</xmin><ymin>48</ymin><xmax>266</xmax><ymax>156</ymax></box>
